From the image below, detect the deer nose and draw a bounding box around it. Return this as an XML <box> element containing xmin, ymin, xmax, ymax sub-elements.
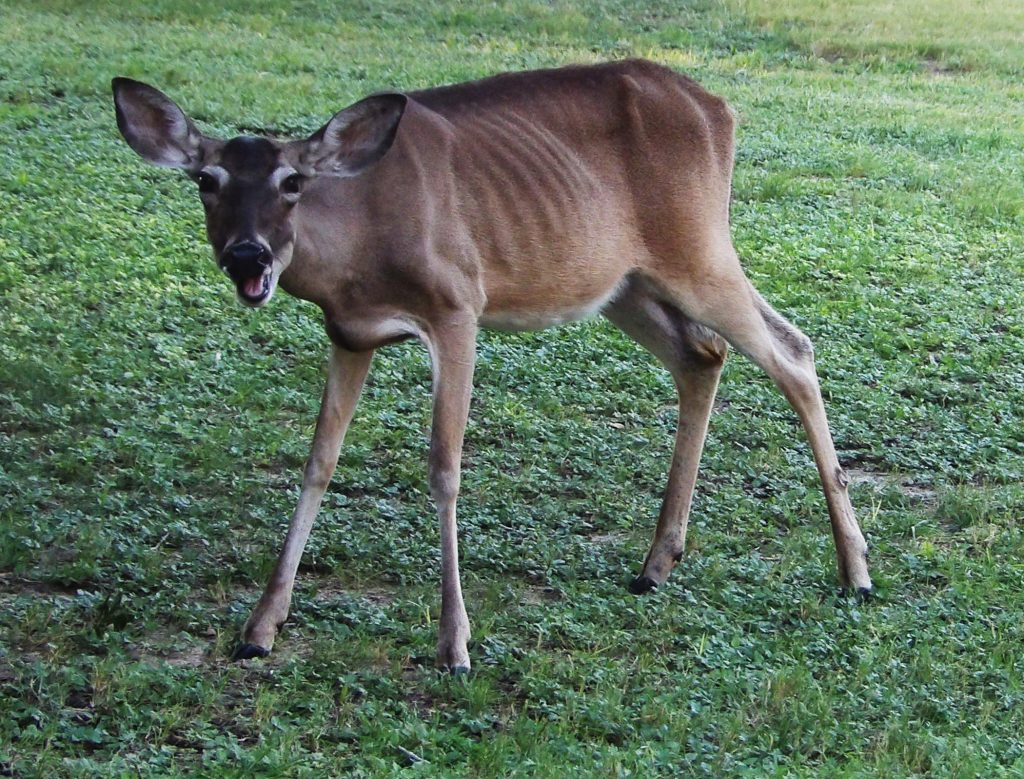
<box><xmin>221</xmin><ymin>241</ymin><xmax>270</xmax><ymax>272</ymax></box>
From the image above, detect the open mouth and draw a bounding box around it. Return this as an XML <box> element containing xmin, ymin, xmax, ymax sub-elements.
<box><xmin>219</xmin><ymin>241</ymin><xmax>276</xmax><ymax>306</ymax></box>
<box><xmin>234</xmin><ymin>269</ymin><xmax>273</xmax><ymax>305</ymax></box>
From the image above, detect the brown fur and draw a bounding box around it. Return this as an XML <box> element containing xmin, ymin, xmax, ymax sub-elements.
<box><xmin>112</xmin><ymin>60</ymin><xmax>871</xmax><ymax>672</ymax></box>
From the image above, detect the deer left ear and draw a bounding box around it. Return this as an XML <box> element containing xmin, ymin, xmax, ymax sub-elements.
<box><xmin>296</xmin><ymin>93</ymin><xmax>407</xmax><ymax>177</ymax></box>
<box><xmin>111</xmin><ymin>78</ymin><xmax>205</xmax><ymax>170</ymax></box>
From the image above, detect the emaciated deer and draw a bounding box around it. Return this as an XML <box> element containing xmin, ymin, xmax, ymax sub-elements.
<box><xmin>112</xmin><ymin>60</ymin><xmax>871</xmax><ymax>672</ymax></box>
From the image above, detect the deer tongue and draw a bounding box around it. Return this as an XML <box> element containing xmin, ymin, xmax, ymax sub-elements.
<box><xmin>243</xmin><ymin>274</ymin><xmax>267</xmax><ymax>299</ymax></box>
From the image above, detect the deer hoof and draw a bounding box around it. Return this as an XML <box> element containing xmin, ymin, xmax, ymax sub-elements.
<box><xmin>436</xmin><ymin>643</ymin><xmax>471</xmax><ymax>674</ymax></box>
<box><xmin>436</xmin><ymin>659</ymin><xmax>471</xmax><ymax>675</ymax></box>
<box><xmin>839</xmin><ymin>585</ymin><xmax>873</xmax><ymax>602</ymax></box>
<box><xmin>232</xmin><ymin>642</ymin><xmax>271</xmax><ymax>661</ymax></box>
<box><xmin>628</xmin><ymin>575</ymin><xmax>658</xmax><ymax>595</ymax></box>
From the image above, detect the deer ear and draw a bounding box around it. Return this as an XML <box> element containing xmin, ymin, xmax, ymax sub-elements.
<box><xmin>111</xmin><ymin>78</ymin><xmax>204</xmax><ymax>169</ymax></box>
<box><xmin>297</xmin><ymin>93</ymin><xmax>407</xmax><ymax>177</ymax></box>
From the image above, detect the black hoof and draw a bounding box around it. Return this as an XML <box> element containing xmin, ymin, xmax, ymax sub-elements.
<box><xmin>840</xmin><ymin>586</ymin><xmax>873</xmax><ymax>602</ymax></box>
<box><xmin>449</xmin><ymin>665</ymin><xmax>470</xmax><ymax>676</ymax></box>
<box><xmin>628</xmin><ymin>575</ymin><xmax>658</xmax><ymax>595</ymax></box>
<box><xmin>232</xmin><ymin>642</ymin><xmax>270</xmax><ymax>661</ymax></box>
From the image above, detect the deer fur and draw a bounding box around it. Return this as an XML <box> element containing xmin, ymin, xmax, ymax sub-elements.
<box><xmin>112</xmin><ymin>60</ymin><xmax>871</xmax><ymax>672</ymax></box>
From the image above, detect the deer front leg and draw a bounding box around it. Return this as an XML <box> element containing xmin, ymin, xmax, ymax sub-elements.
<box><xmin>424</xmin><ymin>322</ymin><xmax>477</xmax><ymax>673</ymax></box>
<box><xmin>233</xmin><ymin>347</ymin><xmax>374</xmax><ymax>660</ymax></box>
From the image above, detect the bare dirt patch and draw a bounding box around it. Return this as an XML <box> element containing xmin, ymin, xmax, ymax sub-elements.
<box><xmin>0</xmin><ymin>573</ymin><xmax>78</xmax><ymax>597</ymax></box>
<box><xmin>923</xmin><ymin>58</ymin><xmax>962</xmax><ymax>77</ymax></box>
<box><xmin>588</xmin><ymin>531</ymin><xmax>630</xmax><ymax>546</ymax></box>
<box><xmin>522</xmin><ymin>585</ymin><xmax>562</xmax><ymax>605</ymax></box>
<box><xmin>129</xmin><ymin>630</ymin><xmax>213</xmax><ymax>668</ymax></box>
<box><xmin>311</xmin><ymin>580</ymin><xmax>396</xmax><ymax>607</ymax></box>
<box><xmin>846</xmin><ymin>467</ymin><xmax>938</xmax><ymax>506</ymax></box>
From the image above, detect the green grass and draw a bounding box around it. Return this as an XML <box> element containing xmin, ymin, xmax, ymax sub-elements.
<box><xmin>2</xmin><ymin>0</ymin><xmax>1024</xmax><ymax>776</ymax></box>
<box><xmin>730</xmin><ymin>0</ymin><xmax>1024</xmax><ymax>75</ymax></box>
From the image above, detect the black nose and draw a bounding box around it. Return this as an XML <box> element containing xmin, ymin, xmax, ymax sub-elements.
<box><xmin>221</xmin><ymin>241</ymin><xmax>270</xmax><ymax>273</ymax></box>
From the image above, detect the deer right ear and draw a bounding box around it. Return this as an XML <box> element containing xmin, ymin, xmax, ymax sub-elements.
<box><xmin>111</xmin><ymin>78</ymin><xmax>204</xmax><ymax>169</ymax></box>
<box><xmin>296</xmin><ymin>93</ymin><xmax>407</xmax><ymax>178</ymax></box>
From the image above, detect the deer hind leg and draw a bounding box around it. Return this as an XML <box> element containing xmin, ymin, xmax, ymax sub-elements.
<box><xmin>603</xmin><ymin>278</ymin><xmax>728</xmax><ymax>593</ymax></box>
<box><xmin>659</xmin><ymin>248</ymin><xmax>872</xmax><ymax>594</ymax></box>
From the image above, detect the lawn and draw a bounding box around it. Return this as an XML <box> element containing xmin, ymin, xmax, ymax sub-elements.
<box><xmin>2</xmin><ymin>0</ymin><xmax>1023</xmax><ymax>776</ymax></box>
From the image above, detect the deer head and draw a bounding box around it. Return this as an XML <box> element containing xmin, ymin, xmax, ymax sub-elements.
<box><xmin>111</xmin><ymin>78</ymin><xmax>406</xmax><ymax>306</ymax></box>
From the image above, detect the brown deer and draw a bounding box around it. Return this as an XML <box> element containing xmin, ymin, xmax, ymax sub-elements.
<box><xmin>112</xmin><ymin>60</ymin><xmax>871</xmax><ymax>672</ymax></box>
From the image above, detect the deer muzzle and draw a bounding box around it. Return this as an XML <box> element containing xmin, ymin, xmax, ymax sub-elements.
<box><xmin>221</xmin><ymin>240</ymin><xmax>274</xmax><ymax>304</ymax></box>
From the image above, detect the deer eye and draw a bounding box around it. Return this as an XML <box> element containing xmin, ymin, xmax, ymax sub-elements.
<box><xmin>195</xmin><ymin>172</ymin><xmax>218</xmax><ymax>195</ymax></box>
<box><xmin>281</xmin><ymin>174</ymin><xmax>303</xmax><ymax>196</ymax></box>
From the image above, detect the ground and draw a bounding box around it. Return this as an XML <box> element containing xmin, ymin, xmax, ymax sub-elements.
<box><xmin>1</xmin><ymin>0</ymin><xmax>1023</xmax><ymax>776</ymax></box>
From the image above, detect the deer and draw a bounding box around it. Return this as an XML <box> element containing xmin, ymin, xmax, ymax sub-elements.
<box><xmin>111</xmin><ymin>59</ymin><xmax>871</xmax><ymax>672</ymax></box>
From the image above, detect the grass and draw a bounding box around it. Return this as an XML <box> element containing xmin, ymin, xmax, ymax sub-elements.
<box><xmin>730</xmin><ymin>0</ymin><xmax>1024</xmax><ymax>75</ymax></box>
<box><xmin>2</xmin><ymin>0</ymin><xmax>1023</xmax><ymax>776</ymax></box>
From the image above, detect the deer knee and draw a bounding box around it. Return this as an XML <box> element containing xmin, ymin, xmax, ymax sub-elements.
<box><xmin>302</xmin><ymin>451</ymin><xmax>336</xmax><ymax>491</ymax></box>
<box><xmin>430</xmin><ymin>468</ymin><xmax>460</xmax><ymax>505</ymax></box>
<box><xmin>429</xmin><ymin>445</ymin><xmax>461</xmax><ymax>505</ymax></box>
